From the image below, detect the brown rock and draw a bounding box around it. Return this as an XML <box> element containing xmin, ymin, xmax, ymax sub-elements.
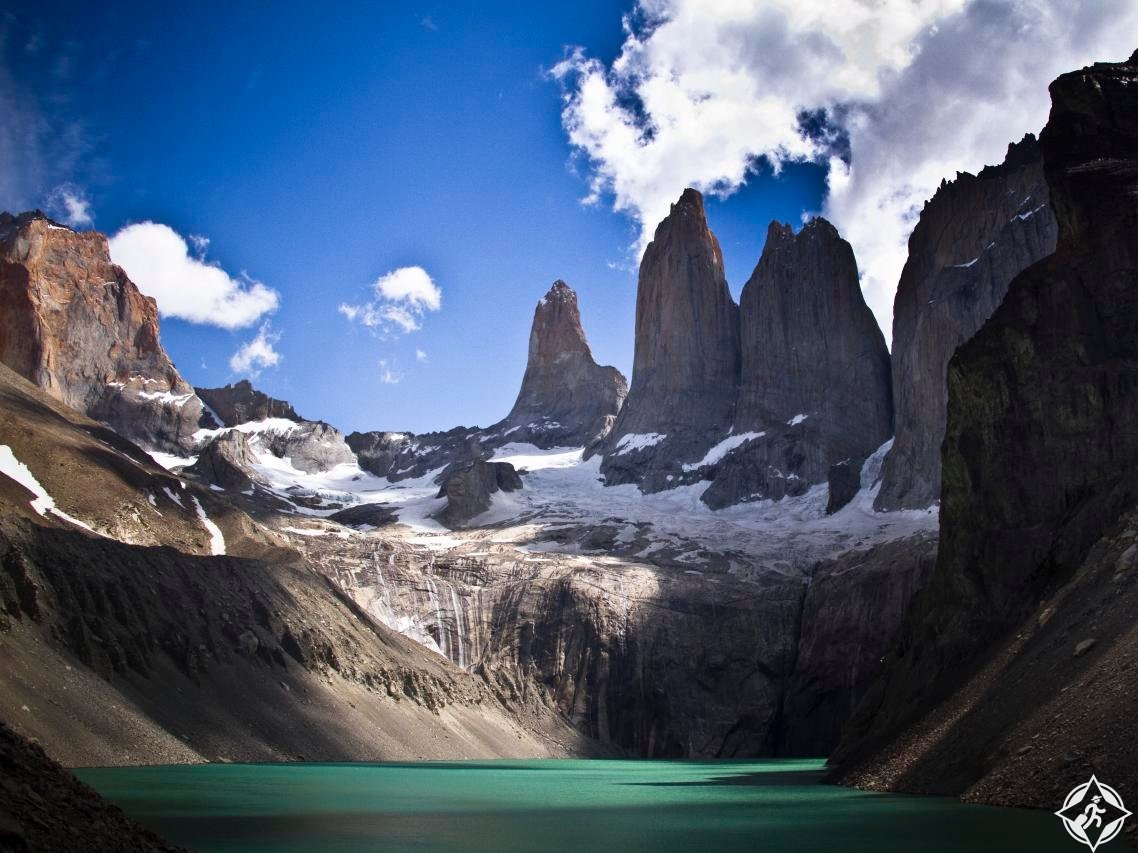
<box><xmin>0</xmin><ymin>212</ymin><xmax>204</xmax><ymax>453</ymax></box>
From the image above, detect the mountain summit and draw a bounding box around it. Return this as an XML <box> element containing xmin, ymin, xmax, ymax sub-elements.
<box><xmin>493</xmin><ymin>280</ymin><xmax>627</xmax><ymax>447</ymax></box>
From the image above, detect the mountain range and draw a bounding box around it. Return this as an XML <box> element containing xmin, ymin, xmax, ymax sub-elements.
<box><xmin>0</xmin><ymin>48</ymin><xmax>1136</xmax><ymax>845</ymax></box>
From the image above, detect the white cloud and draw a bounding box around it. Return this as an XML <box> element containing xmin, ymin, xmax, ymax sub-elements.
<box><xmin>109</xmin><ymin>222</ymin><xmax>279</xmax><ymax>330</ymax></box>
<box><xmin>378</xmin><ymin>359</ymin><xmax>403</xmax><ymax>385</ymax></box>
<box><xmin>229</xmin><ymin>323</ymin><xmax>281</xmax><ymax>376</ymax></box>
<box><xmin>416</xmin><ymin>348</ymin><xmax>429</xmax><ymax>363</ymax></box>
<box><xmin>45</xmin><ymin>183</ymin><xmax>92</xmax><ymax>227</ymax></box>
<box><xmin>339</xmin><ymin>265</ymin><xmax>441</xmax><ymax>337</ymax></box>
<box><xmin>554</xmin><ymin>0</ymin><xmax>1138</xmax><ymax>342</ymax></box>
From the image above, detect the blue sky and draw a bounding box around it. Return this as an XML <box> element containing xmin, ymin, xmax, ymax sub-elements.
<box><xmin>0</xmin><ymin>3</ymin><xmax>829</xmax><ymax>433</ymax></box>
<box><xmin>4</xmin><ymin>2</ymin><xmax>1130</xmax><ymax>434</ymax></box>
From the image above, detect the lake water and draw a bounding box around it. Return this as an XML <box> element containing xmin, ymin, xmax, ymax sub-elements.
<box><xmin>76</xmin><ymin>758</ymin><xmax>1070</xmax><ymax>852</ymax></box>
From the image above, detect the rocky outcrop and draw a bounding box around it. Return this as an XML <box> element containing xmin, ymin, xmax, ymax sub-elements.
<box><xmin>435</xmin><ymin>460</ymin><xmax>522</xmax><ymax>527</ymax></box>
<box><xmin>825</xmin><ymin>457</ymin><xmax>864</xmax><ymax>515</ymax></box>
<box><xmin>830</xmin><ymin>50</ymin><xmax>1138</xmax><ymax>808</ymax></box>
<box><xmin>263</xmin><ymin>420</ymin><xmax>355</xmax><ymax>474</ymax></box>
<box><xmin>0</xmin><ymin>212</ymin><xmax>205</xmax><ymax>453</ymax></box>
<box><xmin>347</xmin><ymin>426</ymin><xmax>484</xmax><ymax>481</ymax></box>
<box><xmin>490</xmin><ymin>281</ymin><xmax>627</xmax><ymax>448</ymax></box>
<box><xmin>702</xmin><ymin>219</ymin><xmax>892</xmax><ymax>508</ymax></box>
<box><xmin>195</xmin><ymin>379</ymin><xmax>301</xmax><ymax>426</ymax></box>
<box><xmin>0</xmin><ymin>721</ymin><xmax>182</xmax><ymax>852</ymax></box>
<box><xmin>875</xmin><ymin>136</ymin><xmax>1058</xmax><ymax>511</ymax></box>
<box><xmin>601</xmin><ymin>189</ymin><xmax>741</xmax><ymax>490</ymax></box>
<box><xmin>187</xmin><ymin>430</ymin><xmax>261</xmax><ymax>491</ymax></box>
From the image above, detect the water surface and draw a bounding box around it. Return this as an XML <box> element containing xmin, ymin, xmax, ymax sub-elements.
<box><xmin>77</xmin><ymin>759</ymin><xmax>1068</xmax><ymax>852</ymax></box>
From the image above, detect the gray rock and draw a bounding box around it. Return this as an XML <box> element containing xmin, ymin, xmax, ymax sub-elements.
<box><xmin>187</xmin><ymin>430</ymin><xmax>261</xmax><ymax>491</ymax></box>
<box><xmin>265</xmin><ymin>420</ymin><xmax>354</xmax><ymax>474</ymax></box>
<box><xmin>706</xmin><ymin>218</ymin><xmax>892</xmax><ymax>507</ymax></box>
<box><xmin>435</xmin><ymin>460</ymin><xmax>522</xmax><ymax>527</ymax></box>
<box><xmin>826</xmin><ymin>457</ymin><xmax>865</xmax><ymax>515</ymax></box>
<box><xmin>600</xmin><ymin>189</ymin><xmax>741</xmax><ymax>488</ymax></box>
<box><xmin>195</xmin><ymin>380</ymin><xmax>302</xmax><ymax>426</ymax></box>
<box><xmin>875</xmin><ymin>135</ymin><xmax>1058</xmax><ymax>511</ymax></box>
<box><xmin>830</xmin><ymin>51</ymin><xmax>1138</xmax><ymax>806</ymax></box>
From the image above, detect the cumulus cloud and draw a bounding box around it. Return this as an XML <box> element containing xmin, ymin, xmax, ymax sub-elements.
<box><xmin>109</xmin><ymin>222</ymin><xmax>279</xmax><ymax>330</ymax></box>
<box><xmin>378</xmin><ymin>359</ymin><xmax>403</xmax><ymax>385</ymax></box>
<box><xmin>554</xmin><ymin>0</ymin><xmax>1138</xmax><ymax>339</ymax></box>
<box><xmin>45</xmin><ymin>183</ymin><xmax>93</xmax><ymax>227</ymax></box>
<box><xmin>339</xmin><ymin>266</ymin><xmax>442</xmax><ymax>337</ymax></box>
<box><xmin>229</xmin><ymin>323</ymin><xmax>281</xmax><ymax>376</ymax></box>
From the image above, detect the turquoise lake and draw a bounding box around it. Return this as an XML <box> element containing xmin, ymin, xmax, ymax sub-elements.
<box><xmin>76</xmin><ymin>759</ymin><xmax>1071</xmax><ymax>852</ymax></box>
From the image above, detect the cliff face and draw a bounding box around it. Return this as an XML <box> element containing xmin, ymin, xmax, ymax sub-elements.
<box><xmin>0</xmin><ymin>212</ymin><xmax>204</xmax><ymax>454</ymax></box>
<box><xmin>702</xmin><ymin>219</ymin><xmax>892</xmax><ymax>508</ymax></box>
<box><xmin>830</xmin><ymin>50</ymin><xmax>1138</xmax><ymax>808</ymax></box>
<box><xmin>601</xmin><ymin>189</ymin><xmax>741</xmax><ymax>490</ymax></box>
<box><xmin>876</xmin><ymin>136</ymin><xmax>1058</xmax><ymax>511</ymax></box>
<box><xmin>492</xmin><ymin>281</ymin><xmax>627</xmax><ymax>448</ymax></box>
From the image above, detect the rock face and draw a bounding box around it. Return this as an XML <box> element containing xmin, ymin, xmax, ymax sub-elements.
<box><xmin>263</xmin><ymin>420</ymin><xmax>355</xmax><ymax>474</ymax></box>
<box><xmin>702</xmin><ymin>219</ymin><xmax>892</xmax><ymax>508</ymax></box>
<box><xmin>0</xmin><ymin>211</ymin><xmax>204</xmax><ymax>453</ymax></box>
<box><xmin>601</xmin><ymin>189</ymin><xmax>741</xmax><ymax>489</ymax></box>
<box><xmin>195</xmin><ymin>379</ymin><xmax>301</xmax><ymax>426</ymax></box>
<box><xmin>436</xmin><ymin>460</ymin><xmax>522</xmax><ymax>527</ymax></box>
<box><xmin>875</xmin><ymin>136</ymin><xmax>1058</xmax><ymax>511</ymax></box>
<box><xmin>347</xmin><ymin>426</ymin><xmax>484</xmax><ymax>481</ymax></box>
<box><xmin>830</xmin><ymin>51</ymin><xmax>1138</xmax><ymax>808</ymax></box>
<box><xmin>187</xmin><ymin>430</ymin><xmax>261</xmax><ymax>491</ymax></box>
<box><xmin>491</xmin><ymin>281</ymin><xmax>627</xmax><ymax>447</ymax></box>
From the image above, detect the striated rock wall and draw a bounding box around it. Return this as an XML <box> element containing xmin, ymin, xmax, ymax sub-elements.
<box><xmin>875</xmin><ymin>136</ymin><xmax>1058</xmax><ymax>511</ymax></box>
<box><xmin>0</xmin><ymin>212</ymin><xmax>204</xmax><ymax>454</ymax></box>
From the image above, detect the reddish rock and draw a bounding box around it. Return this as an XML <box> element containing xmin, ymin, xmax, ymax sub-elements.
<box><xmin>0</xmin><ymin>212</ymin><xmax>203</xmax><ymax>453</ymax></box>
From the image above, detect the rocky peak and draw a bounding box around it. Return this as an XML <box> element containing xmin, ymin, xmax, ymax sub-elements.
<box><xmin>195</xmin><ymin>379</ymin><xmax>302</xmax><ymax>427</ymax></box>
<box><xmin>875</xmin><ymin>133</ymin><xmax>1058</xmax><ymax>510</ymax></box>
<box><xmin>0</xmin><ymin>211</ymin><xmax>204</xmax><ymax>453</ymax></box>
<box><xmin>701</xmin><ymin>216</ymin><xmax>891</xmax><ymax>508</ymax></box>
<box><xmin>601</xmin><ymin>188</ymin><xmax>741</xmax><ymax>488</ymax></box>
<box><xmin>493</xmin><ymin>280</ymin><xmax>627</xmax><ymax>448</ymax></box>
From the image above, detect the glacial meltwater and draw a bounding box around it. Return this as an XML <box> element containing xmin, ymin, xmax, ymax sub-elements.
<box><xmin>76</xmin><ymin>759</ymin><xmax>1070</xmax><ymax>852</ymax></box>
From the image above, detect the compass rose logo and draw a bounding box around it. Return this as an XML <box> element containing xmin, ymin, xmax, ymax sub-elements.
<box><xmin>1055</xmin><ymin>775</ymin><xmax>1131</xmax><ymax>851</ymax></box>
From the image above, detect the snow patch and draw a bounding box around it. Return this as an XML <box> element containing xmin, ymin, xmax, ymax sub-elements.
<box><xmin>191</xmin><ymin>496</ymin><xmax>226</xmax><ymax>555</ymax></box>
<box><xmin>682</xmin><ymin>432</ymin><xmax>765</xmax><ymax>471</ymax></box>
<box><xmin>148</xmin><ymin>451</ymin><xmax>198</xmax><ymax>470</ymax></box>
<box><xmin>613</xmin><ymin>432</ymin><xmax>666</xmax><ymax>454</ymax></box>
<box><xmin>787</xmin><ymin>414</ymin><xmax>808</xmax><ymax>426</ymax></box>
<box><xmin>490</xmin><ymin>444</ymin><xmax>584</xmax><ymax>471</ymax></box>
